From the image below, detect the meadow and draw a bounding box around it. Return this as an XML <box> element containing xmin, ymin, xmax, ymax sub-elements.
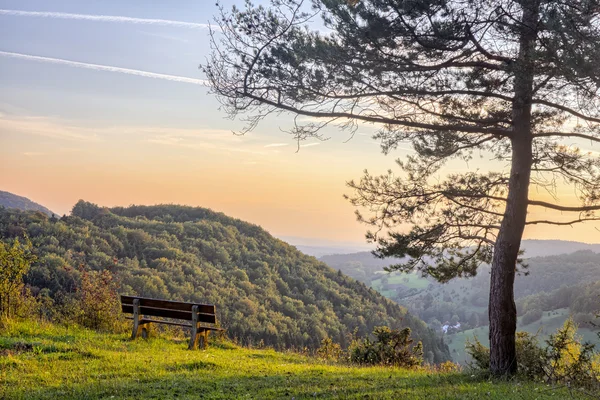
<box><xmin>0</xmin><ymin>320</ymin><xmax>589</xmax><ymax>400</ymax></box>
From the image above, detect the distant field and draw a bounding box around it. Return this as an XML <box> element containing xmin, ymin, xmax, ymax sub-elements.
<box><xmin>446</xmin><ymin>308</ymin><xmax>599</xmax><ymax>364</ymax></box>
<box><xmin>0</xmin><ymin>320</ymin><xmax>588</xmax><ymax>399</ymax></box>
<box><xmin>372</xmin><ymin>272</ymin><xmax>430</xmax><ymax>293</ymax></box>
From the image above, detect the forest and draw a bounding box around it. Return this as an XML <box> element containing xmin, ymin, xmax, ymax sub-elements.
<box><xmin>0</xmin><ymin>202</ymin><xmax>450</xmax><ymax>363</ymax></box>
<box><xmin>323</xmin><ymin>250</ymin><xmax>600</xmax><ymax>335</ymax></box>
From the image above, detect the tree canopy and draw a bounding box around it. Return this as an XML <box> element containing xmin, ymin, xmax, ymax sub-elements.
<box><xmin>204</xmin><ymin>0</ymin><xmax>600</xmax><ymax>374</ymax></box>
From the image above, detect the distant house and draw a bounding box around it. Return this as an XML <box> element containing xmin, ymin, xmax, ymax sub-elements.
<box><xmin>441</xmin><ymin>322</ymin><xmax>461</xmax><ymax>334</ymax></box>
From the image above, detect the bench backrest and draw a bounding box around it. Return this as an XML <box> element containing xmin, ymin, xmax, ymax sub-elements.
<box><xmin>120</xmin><ymin>295</ymin><xmax>217</xmax><ymax>324</ymax></box>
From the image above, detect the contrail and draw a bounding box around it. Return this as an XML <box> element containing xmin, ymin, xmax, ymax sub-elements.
<box><xmin>0</xmin><ymin>9</ymin><xmax>210</xmax><ymax>29</ymax></box>
<box><xmin>0</xmin><ymin>51</ymin><xmax>209</xmax><ymax>86</ymax></box>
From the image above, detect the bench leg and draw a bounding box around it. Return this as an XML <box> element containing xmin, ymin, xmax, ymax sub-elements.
<box><xmin>189</xmin><ymin>325</ymin><xmax>199</xmax><ymax>350</ymax></box>
<box><xmin>188</xmin><ymin>305</ymin><xmax>200</xmax><ymax>350</ymax></box>
<box><xmin>131</xmin><ymin>299</ymin><xmax>141</xmax><ymax>340</ymax></box>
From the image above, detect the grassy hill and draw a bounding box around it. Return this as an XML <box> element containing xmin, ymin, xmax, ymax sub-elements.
<box><xmin>0</xmin><ymin>320</ymin><xmax>586</xmax><ymax>400</ymax></box>
<box><xmin>0</xmin><ymin>190</ymin><xmax>55</xmax><ymax>216</ymax></box>
<box><xmin>0</xmin><ymin>202</ymin><xmax>449</xmax><ymax>362</ymax></box>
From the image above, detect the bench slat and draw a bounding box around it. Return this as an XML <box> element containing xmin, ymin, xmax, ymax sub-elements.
<box><xmin>138</xmin><ymin>318</ymin><xmax>193</xmax><ymax>328</ymax></box>
<box><xmin>120</xmin><ymin>295</ymin><xmax>216</xmax><ymax>315</ymax></box>
<box><xmin>121</xmin><ymin>304</ymin><xmax>217</xmax><ymax>324</ymax></box>
<box><xmin>139</xmin><ymin>319</ymin><xmax>224</xmax><ymax>331</ymax></box>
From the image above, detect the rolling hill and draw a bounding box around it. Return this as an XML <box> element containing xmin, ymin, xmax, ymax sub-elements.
<box><xmin>0</xmin><ymin>202</ymin><xmax>450</xmax><ymax>363</ymax></box>
<box><xmin>0</xmin><ymin>190</ymin><xmax>55</xmax><ymax>216</ymax></box>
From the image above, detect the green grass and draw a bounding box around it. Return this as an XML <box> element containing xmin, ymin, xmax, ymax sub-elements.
<box><xmin>372</xmin><ymin>272</ymin><xmax>430</xmax><ymax>295</ymax></box>
<box><xmin>0</xmin><ymin>320</ymin><xmax>591</xmax><ymax>399</ymax></box>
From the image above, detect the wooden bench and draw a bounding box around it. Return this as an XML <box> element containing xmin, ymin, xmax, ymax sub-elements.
<box><xmin>120</xmin><ymin>295</ymin><xmax>224</xmax><ymax>350</ymax></box>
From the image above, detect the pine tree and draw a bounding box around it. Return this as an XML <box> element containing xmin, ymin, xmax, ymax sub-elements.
<box><xmin>204</xmin><ymin>0</ymin><xmax>600</xmax><ymax>375</ymax></box>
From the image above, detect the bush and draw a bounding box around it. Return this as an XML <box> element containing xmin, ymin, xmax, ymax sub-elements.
<box><xmin>316</xmin><ymin>337</ymin><xmax>343</xmax><ymax>361</ymax></box>
<box><xmin>466</xmin><ymin>332</ymin><xmax>549</xmax><ymax>379</ymax></box>
<box><xmin>74</xmin><ymin>267</ymin><xmax>124</xmax><ymax>332</ymax></box>
<box><xmin>544</xmin><ymin>318</ymin><xmax>598</xmax><ymax>386</ymax></box>
<box><xmin>464</xmin><ymin>336</ymin><xmax>490</xmax><ymax>371</ymax></box>
<box><xmin>350</xmin><ymin>326</ymin><xmax>423</xmax><ymax>368</ymax></box>
<box><xmin>466</xmin><ymin>318</ymin><xmax>600</xmax><ymax>388</ymax></box>
<box><xmin>515</xmin><ymin>332</ymin><xmax>545</xmax><ymax>379</ymax></box>
<box><xmin>0</xmin><ymin>238</ymin><xmax>36</xmax><ymax>319</ymax></box>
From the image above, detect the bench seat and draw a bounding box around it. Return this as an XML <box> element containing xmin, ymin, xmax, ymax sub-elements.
<box><xmin>121</xmin><ymin>295</ymin><xmax>224</xmax><ymax>349</ymax></box>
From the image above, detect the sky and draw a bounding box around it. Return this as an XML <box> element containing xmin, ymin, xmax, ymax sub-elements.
<box><xmin>1</xmin><ymin>0</ymin><xmax>599</xmax><ymax>247</ymax></box>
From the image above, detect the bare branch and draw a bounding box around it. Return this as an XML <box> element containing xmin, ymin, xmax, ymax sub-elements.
<box><xmin>528</xmin><ymin>200</ymin><xmax>600</xmax><ymax>212</ymax></box>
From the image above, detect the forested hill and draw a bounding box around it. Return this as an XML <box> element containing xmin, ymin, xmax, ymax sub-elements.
<box><xmin>0</xmin><ymin>202</ymin><xmax>450</xmax><ymax>363</ymax></box>
<box><xmin>320</xmin><ymin>248</ymin><xmax>600</xmax><ymax>342</ymax></box>
<box><xmin>0</xmin><ymin>190</ymin><xmax>55</xmax><ymax>216</ymax></box>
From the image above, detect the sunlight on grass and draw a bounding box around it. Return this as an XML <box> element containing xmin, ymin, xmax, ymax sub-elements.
<box><xmin>0</xmin><ymin>321</ymin><xmax>590</xmax><ymax>399</ymax></box>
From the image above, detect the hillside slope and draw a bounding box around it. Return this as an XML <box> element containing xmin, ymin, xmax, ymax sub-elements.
<box><xmin>0</xmin><ymin>190</ymin><xmax>55</xmax><ymax>216</ymax></box>
<box><xmin>0</xmin><ymin>202</ymin><xmax>449</xmax><ymax>362</ymax></box>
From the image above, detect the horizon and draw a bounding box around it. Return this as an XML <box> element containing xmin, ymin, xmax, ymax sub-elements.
<box><xmin>4</xmin><ymin>190</ymin><xmax>600</xmax><ymax>249</ymax></box>
<box><xmin>2</xmin><ymin>0</ymin><xmax>600</xmax><ymax>245</ymax></box>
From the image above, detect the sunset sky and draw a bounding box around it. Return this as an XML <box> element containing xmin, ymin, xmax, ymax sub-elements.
<box><xmin>1</xmin><ymin>0</ymin><xmax>599</xmax><ymax>247</ymax></box>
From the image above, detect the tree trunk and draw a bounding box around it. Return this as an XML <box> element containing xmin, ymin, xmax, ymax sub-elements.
<box><xmin>489</xmin><ymin>0</ymin><xmax>540</xmax><ymax>376</ymax></box>
<box><xmin>489</xmin><ymin>134</ymin><xmax>532</xmax><ymax>376</ymax></box>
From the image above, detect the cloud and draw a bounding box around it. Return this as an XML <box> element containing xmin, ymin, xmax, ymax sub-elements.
<box><xmin>22</xmin><ymin>151</ymin><xmax>44</xmax><ymax>157</ymax></box>
<box><xmin>264</xmin><ymin>143</ymin><xmax>290</xmax><ymax>148</ymax></box>
<box><xmin>300</xmin><ymin>142</ymin><xmax>321</xmax><ymax>148</ymax></box>
<box><xmin>0</xmin><ymin>115</ymin><xmax>101</xmax><ymax>141</ymax></box>
<box><xmin>0</xmin><ymin>9</ymin><xmax>210</xmax><ymax>29</ymax></box>
<box><xmin>0</xmin><ymin>51</ymin><xmax>209</xmax><ymax>86</ymax></box>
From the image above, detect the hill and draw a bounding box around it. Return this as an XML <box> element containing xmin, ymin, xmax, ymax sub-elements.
<box><xmin>321</xmin><ymin>248</ymin><xmax>600</xmax><ymax>363</ymax></box>
<box><xmin>0</xmin><ymin>190</ymin><xmax>55</xmax><ymax>216</ymax></box>
<box><xmin>0</xmin><ymin>320</ymin><xmax>583</xmax><ymax>399</ymax></box>
<box><xmin>0</xmin><ymin>202</ymin><xmax>449</xmax><ymax>362</ymax></box>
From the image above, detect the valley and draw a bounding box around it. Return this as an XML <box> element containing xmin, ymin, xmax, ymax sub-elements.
<box><xmin>321</xmin><ymin>249</ymin><xmax>600</xmax><ymax>364</ymax></box>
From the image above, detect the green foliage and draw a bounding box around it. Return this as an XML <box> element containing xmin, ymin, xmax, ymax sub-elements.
<box><xmin>350</xmin><ymin>326</ymin><xmax>423</xmax><ymax>368</ymax></box>
<box><xmin>465</xmin><ymin>332</ymin><xmax>545</xmax><ymax>379</ymax></box>
<box><xmin>514</xmin><ymin>332</ymin><xmax>546</xmax><ymax>380</ymax></box>
<box><xmin>466</xmin><ymin>319</ymin><xmax>600</xmax><ymax>387</ymax></box>
<box><xmin>464</xmin><ymin>336</ymin><xmax>490</xmax><ymax>371</ymax></box>
<box><xmin>316</xmin><ymin>337</ymin><xmax>343</xmax><ymax>361</ymax></box>
<box><xmin>544</xmin><ymin>318</ymin><xmax>598</xmax><ymax>386</ymax></box>
<box><xmin>325</xmin><ymin>250</ymin><xmax>600</xmax><ymax>338</ymax></box>
<box><xmin>0</xmin><ymin>204</ymin><xmax>449</xmax><ymax>361</ymax></box>
<box><xmin>73</xmin><ymin>267</ymin><xmax>124</xmax><ymax>332</ymax></box>
<box><xmin>0</xmin><ymin>237</ymin><xmax>37</xmax><ymax>319</ymax></box>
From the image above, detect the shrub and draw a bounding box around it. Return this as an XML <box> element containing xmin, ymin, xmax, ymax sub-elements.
<box><xmin>316</xmin><ymin>337</ymin><xmax>343</xmax><ymax>361</ymax></box>
<box><xmin>466</xmin><ymin>332</ymin><xmax>545</xmax><ymax>379</ymax></box>
<box><xmin>0</xmin><ymin>238</ymin><xmax>36</xmax><ymax>319</ymax></box>
<box><xmin>74</xmin><ymin>267</ymin><xmax>124</xmax><ymax>332</ymax></box>
<box><xmin>515</xmin><ymin>332</ymin><xmax>545</xmax><ymax>379</ymax></box>
<box><xmin>466</xmin><ymin>318</ymin><xmax>600</xmax><ymax>388</ymax></box>
<box><xmin>350</xmin><ymin>326</ymin><xmax>423</xmax><ymax>368</ymax></box>
<box><xmin>436</xmin><ymin>360</ymin><xmax>461</xmax><ymax>373</ymax></box>
<box><xmin>464</xmin><ymin>336</ymin><xmax>490</xmax><ymax>371</ymax></box>
<box><xmin>544</xmin><ymin>317</ymin><xmax>598</xmax><ymax>386</ymax></box>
